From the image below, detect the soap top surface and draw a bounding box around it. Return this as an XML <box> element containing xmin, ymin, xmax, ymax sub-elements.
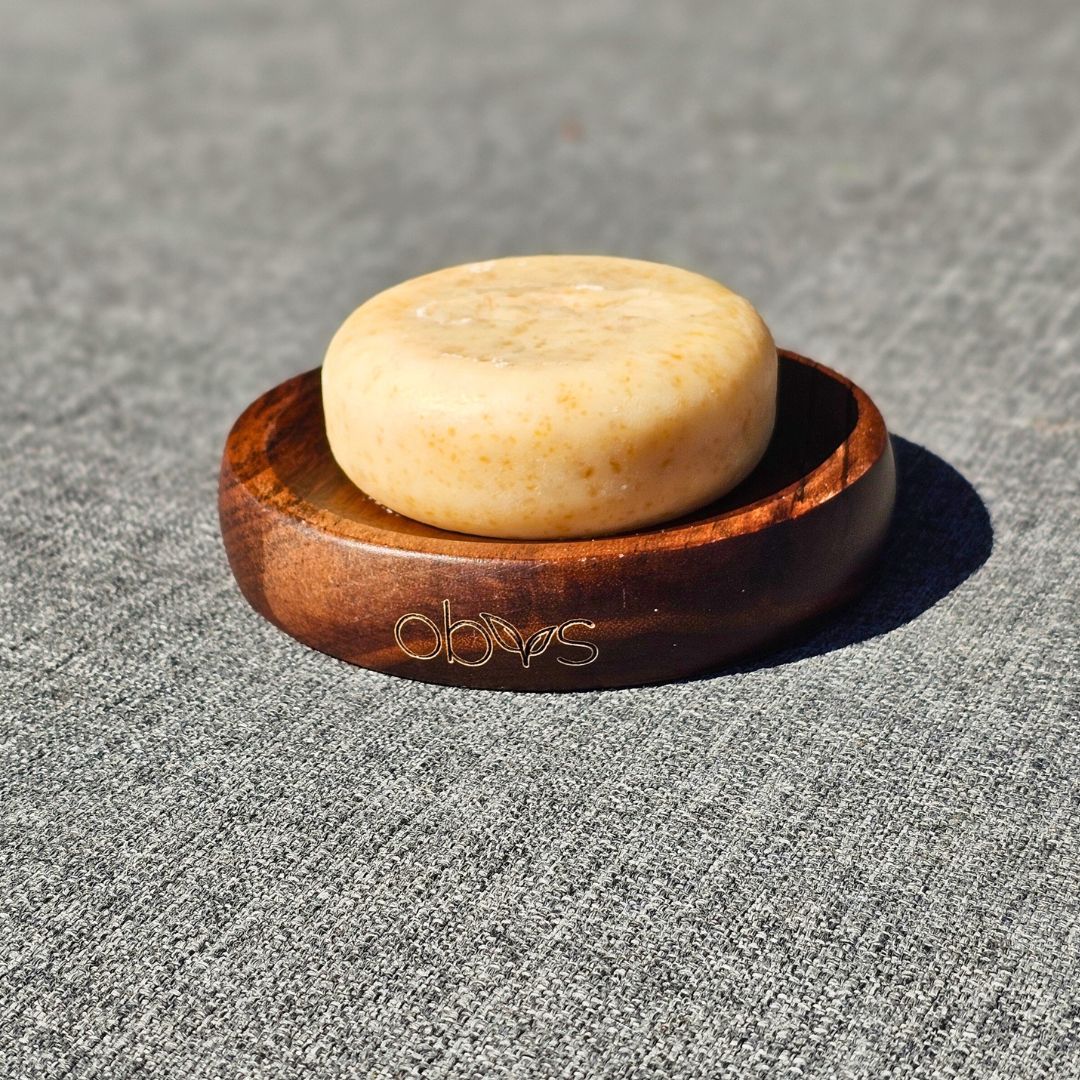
<box><xmin>327</xmin><ymin>255</ymin><xmax>769</xmax><ymax>378</ymax></box>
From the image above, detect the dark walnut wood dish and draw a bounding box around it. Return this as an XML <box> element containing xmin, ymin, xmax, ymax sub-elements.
<box><xmin>219</xmin><ymin>350</ymin><xmax>895</xmax><ymax>691</ymax></box>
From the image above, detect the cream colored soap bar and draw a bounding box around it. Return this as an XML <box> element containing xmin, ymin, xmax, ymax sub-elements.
<box><xmin>322</xmin><ymin>256</ymin><xmax>777</xmax><ymax>539</ymax></box>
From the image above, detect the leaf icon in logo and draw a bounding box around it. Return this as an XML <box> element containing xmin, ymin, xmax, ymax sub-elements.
<box><xmin>480</xmin><ymin>613</ymin><xmax>560</xmax><ymax>668</ymax></box>
<box><xmin>522</xmin><ymin>625</ymin><xmax>558</xmax><ymax>667</ymax></box>
<box><xmin>480</xmin><ymin>613</ymin><xmax>526</xmax><ymax>658</ymax></box>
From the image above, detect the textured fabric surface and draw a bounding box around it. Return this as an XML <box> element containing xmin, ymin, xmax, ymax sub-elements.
<box><xmin>2</xmin><ymin>2</ymin><xmax>1078</xmax><ymax>1077</ymax></box>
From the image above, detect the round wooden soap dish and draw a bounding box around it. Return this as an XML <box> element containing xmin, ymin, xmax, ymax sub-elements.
<box><xmin>219</xmin><ymin>350</ymin><xmax>895</xmax><ymax>691</ymax></box>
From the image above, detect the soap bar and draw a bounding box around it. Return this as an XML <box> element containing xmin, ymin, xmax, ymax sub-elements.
<box><xmin>322</xmin><ymin>255</ymin><xmax>777</xmax><ymax>539</ymax></box>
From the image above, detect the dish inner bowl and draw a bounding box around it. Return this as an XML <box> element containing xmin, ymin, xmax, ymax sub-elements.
<box><xmin>266</xmin><ymin>354</ymin><xmax>859</xmax><ymax>543</ymax></box>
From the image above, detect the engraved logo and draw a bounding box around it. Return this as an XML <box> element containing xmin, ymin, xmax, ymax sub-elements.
<box><xmin>394</xmin><ymin>600</ymin><xmax>599</xmax><ymax>668</ymax></box>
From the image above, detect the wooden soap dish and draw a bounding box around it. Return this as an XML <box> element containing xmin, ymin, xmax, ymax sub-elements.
<box><xmin>219</xmin><ymin>350</ymin><xmax>895</xmax><ymax>690</ymax></box>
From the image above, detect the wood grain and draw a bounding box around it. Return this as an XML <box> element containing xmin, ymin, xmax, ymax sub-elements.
<box><xmin>219</xmin><ymin>350</ymin><xmax>895</xmax><ymax>690</ymax></box>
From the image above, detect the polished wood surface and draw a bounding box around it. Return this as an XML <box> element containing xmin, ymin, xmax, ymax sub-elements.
<box><xmin>219</xmin><ymin>350</ymin><xmax>895</xmax><ymax>689</ymax></box>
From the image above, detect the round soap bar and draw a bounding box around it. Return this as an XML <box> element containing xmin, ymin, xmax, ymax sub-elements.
<box><xmin>322</xmin><ymin>256</ymin><xmax>777</xmax><ymax>539</ymax></box>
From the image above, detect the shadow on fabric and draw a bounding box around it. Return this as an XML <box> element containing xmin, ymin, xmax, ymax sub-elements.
<box><xmin>708</xmin><ymin>436</ymin><xmax>994</xmax><ymax>676</ymax></box>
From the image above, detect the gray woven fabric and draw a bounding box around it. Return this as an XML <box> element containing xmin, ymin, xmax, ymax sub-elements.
<box><xmin>2</xmin><ymin>1</ymin><xmax>1078</xmax><ymax>1077</ymax></box>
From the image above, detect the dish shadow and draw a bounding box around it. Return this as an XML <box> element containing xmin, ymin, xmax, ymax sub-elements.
<box><xmin>699</xmin><ymin>436</ymin><xmax>993</xmax><ymax>677</ymax></box>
